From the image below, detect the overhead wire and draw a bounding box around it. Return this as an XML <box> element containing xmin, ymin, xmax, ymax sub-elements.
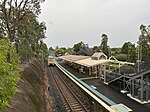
<box><xmin>110</xmin><ymin>28</ymin><xmax>138</xmax><ymax>39</ymax></box>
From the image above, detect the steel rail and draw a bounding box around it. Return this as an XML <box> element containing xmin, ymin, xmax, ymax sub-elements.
<box><xmin>49</xmin><ymin>67</ymin><xmax>89</xmax><ymax>112</ymax></box>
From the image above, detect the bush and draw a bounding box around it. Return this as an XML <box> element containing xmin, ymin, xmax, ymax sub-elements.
<box><xmin>115</xmin><ymin>54</ymin><xmax>127</xmax><ymax>61</ymax></box>
<box><xmin>0</xmin><ymin>40</ymin><xmax>20</xmax><ymax>111</ymax></box>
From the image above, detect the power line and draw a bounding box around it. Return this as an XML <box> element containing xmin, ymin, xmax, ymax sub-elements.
<box><xmin>110</xmin><ymin>28</ymin><xmax>138</xmax><ymax>39</ymax></box>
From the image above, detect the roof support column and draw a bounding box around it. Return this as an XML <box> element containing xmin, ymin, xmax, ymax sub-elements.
<box><xmin>123</xmin><ymin>76</ymin><xmax>125</xmax><ymax>90</ymax></box>
<box><xmin>146</xmin><ymin>75</ymin><xmax>149</xmax><ymax>101</ymax></box>
<box><xmin>98</xmin><ymin>65</ymin><xmax>100</xmax><ymax>78</ymax></box>
<box><xmin>89</xmin><ymin>67</ymin><xmax>91</xmax><ymax>75</ymax></box>
<box><xmin>141</xmin><ymin>75</ymin><xmax>144</xmax><ymax>102</ymax></box>
<box><xmin>119</xmin><ymin>63</ymin><xmax>121</xmax><ymax>74</ymax></box>
<box><xmin>96</xmin><ymin>66</ymin><xmax>98</xmax><ymax>78</ymax></box>
<box><xmin>132</xmin><ymin>79</ymin><xmax>135</xmax><ymax>96</ymax></box>
<box><xmin>104</xmin><ymin>64</ymin><xmax>106</xmax><ymax>83</ymax></box>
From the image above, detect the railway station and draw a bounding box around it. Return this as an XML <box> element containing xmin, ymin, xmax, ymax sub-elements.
<box><xmin>56</xmin><ymin>52</ymin><xmax>150</xmax><ymax>112</ymax></box>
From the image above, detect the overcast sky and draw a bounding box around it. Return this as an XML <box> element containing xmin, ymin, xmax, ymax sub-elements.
<box><xmin>38</xmin><ymin>0</ymin><xmax>150</xmax><ymax>48</ymax></box>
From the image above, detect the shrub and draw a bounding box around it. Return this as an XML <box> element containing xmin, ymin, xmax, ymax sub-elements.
<box><xmin>0</xmin><ymin>40</ymin><xmax>20</xmax><ymax>111</ymax></box>
<box><xmin>115</xmin><ymin>54</ymin><xmax>127</xmax><ymax>61</ymax></box>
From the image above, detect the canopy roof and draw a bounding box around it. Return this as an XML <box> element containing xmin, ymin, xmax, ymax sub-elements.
<box><xmin>75</xmin><ymin>58</ymin><xmax>108</xmax><ymax>67</ymax></box>
<box><xmin>91</xmin><ymin>52</ymin><xmax>107</xmax><ymax>60</ymax></box>
<box><xmin>59</xmin><ymin>54</ymin><xmax>134</xmax><ymax>67</ymax></box>
<box><xmin>58</xmin><ymin>55</ymin><xmax>89</xmax><ymax>62</ymax></box>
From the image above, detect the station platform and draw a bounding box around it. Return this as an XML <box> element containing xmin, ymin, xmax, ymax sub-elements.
<box><xmin>59</xmin><ymin>62</ymin><xmax>150</xmax><ymax>112</ymax></box>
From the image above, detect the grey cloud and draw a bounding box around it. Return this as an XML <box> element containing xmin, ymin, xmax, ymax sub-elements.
<box><xmin>39</xmin><ymin>0</ymin><xmax>150</xmax><ymax>48</ymax></box>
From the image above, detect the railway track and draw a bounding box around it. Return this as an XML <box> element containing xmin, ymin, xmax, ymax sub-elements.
<box><xmin>49</xmin><ymin>66</ymin><xmax>89</xmax><ymax>112</ymax></box>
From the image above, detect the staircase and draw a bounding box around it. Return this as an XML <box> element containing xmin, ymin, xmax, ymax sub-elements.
<box><xmin>130</xmin><ymin>69</ymin><xmax>150</xmax><ymax>80</ymax></box>
<box><xmin>106</xmin><ymin>75</ymin><xmax>124</xmax><ymax>84</ymax></box>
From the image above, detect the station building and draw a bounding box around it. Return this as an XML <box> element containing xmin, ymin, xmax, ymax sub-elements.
<box><xmin>58</xmin><ymin>52</ymin><xmax>150</xmax><ymax>103</ymax></box>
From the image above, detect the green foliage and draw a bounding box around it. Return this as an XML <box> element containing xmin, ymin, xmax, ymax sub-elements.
<box><xmin>100</xmin><ymin>34</ymin><xmax>110</xmax><ymax>57</ymax></box>
<box><xmin>65</xmin><ymin>48</ymin><xmax>74</xmax><ymax>55</ymax></box>
<box><xmin>16</xmin><ymin>13</ymin><xmax>47</xmax><ymax>61</ymax></box>
<box><xmin>73</xmin><ymin>41</ymin><xmax>91</xmax><ymax>55</ymax></box>
<box><xmin>0</xmin><ymin>0</ymin><xmax>46</xmax><ymax>62</ymax></box>
<box><xmin>55</xmin><ymin>49</ymin><xmax>65</xmax><ymax>56</ymax></box>
<box><xmin>115</xmin><ymin>54</ymin><xmax>127</xmax><ymax>61</ymax></box>
<box><xmin>0</xmin><ymin>40</ymin><xmax>20</xmax><ymax>111</ymax></box>
<box><xmin>49</xmin><ymin>47</ymin><xmax>54</xmax><ymax>51</ymax></box>
<box><xmin>92</xmin><ymin>46</ymin><xmax>100</xmax><ymax>53</ymax></box>
<box><xmin>111</xmin><ymin>48</ymin><xmax>121</xmax><ymax>56</ymax></box>
<box><xmin>139</xmin><ymin>24</ymin><xmax>150</xmax><ymax>61</ymax></box>
<box><xmin>73</xmin><ymin>41</ymin><xmax>84</xmax><ymax>53</ymax></box>
<box><xmin>0</xmin><ymin>0</ymin><xmax>45</xmax><ymax>41</ymax></box>
<box><xmin>121</xmin><ymin>42</ymin><xmax>132</xmax><ymax>54</ymax></box>
<box><xmin>121</xmin><ymin>42</ymin><xmax>137</xmax><ymax>63</ymax></box>
<box><xmin>127</xmin><ymin>44</ymin><xmax>136</xmax><ymax>63</ymax></box>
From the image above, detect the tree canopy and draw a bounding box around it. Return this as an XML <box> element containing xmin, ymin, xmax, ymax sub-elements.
<box><xmin>139</xmin><ymin>24</ymin><xmax>150</xmax><ymax>61</ymax></box>
<box><xmin>0</xmin><ymin>0</ymin><xmax>47</xmax><ymax>111</ymax></box>
<box><xmin>0</xmin><ymin>40</ymin><xmax>20</xmax><ymax>111</ymax></box>
<box><xmin>100</xmin><ymin>34</ymin><xmax>110</xmax><ymax>57</ymax></box>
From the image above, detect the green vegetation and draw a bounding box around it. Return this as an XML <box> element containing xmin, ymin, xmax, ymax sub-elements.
<box><xmin>55</xmin><ymin>48</ymin><xmax>65</xmax><ymax>56</ymax></box>
<box><xmin>73</xmin><ymin>41</ymin><xmax>84</xmax><ymax>54</ymax></box>
<box><xmin>115</xmin><ymin>54</ymin><xmax>127</xmax><ymax>61</ymax></box>
<box><xmin>49</xmin><ymin>24</ymin><xmax>150</xmax><ymax>64</ymax></box>
<box><xmin>0</xmin><ymin>0</ymin><xmax>47</xmax><ymax>111</ymax></box>
<box><xmin>0</xmin><ymin>40</ymin><xmax>20</xmax><ymax>111</ymax></box>
<box><xmin>113</xmin><ymin>42</ymin><xmax>137</xmax><ymax>62</ymax></box>
<box><xmin>100</xmin><ymin>34</ymin><xmax>110</xmax><ymax>57</ymax></box>
<box><xmin>139</xmin><ymin>25</ymin><xmax>150</xmax><ymax>61</ymax></box>
<box><xmin>0</xmin><ymin>0</ymin><xmax>47</xmax><ymax>61</ymax></box>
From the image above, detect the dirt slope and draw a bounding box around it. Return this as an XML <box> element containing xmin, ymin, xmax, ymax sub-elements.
<box><xmin>6</xmin><ymin>59</ymin><xmax>51</xmax><ymax>112</ymax></box>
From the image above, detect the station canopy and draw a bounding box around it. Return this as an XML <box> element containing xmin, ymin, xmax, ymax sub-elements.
<box><xmin>75</xmin><ymin>58</ymin><xmax>108</xmax><ymax>67</ymax></box>
<box><xmin>58</xmin><ymin>55</ymin><xmax>90</xmax><ymax>62</ymax></box>
<box><xmin>59</xmin><ymin>52</ymin><xmax>134</xmax><ymax>68</ymax></box>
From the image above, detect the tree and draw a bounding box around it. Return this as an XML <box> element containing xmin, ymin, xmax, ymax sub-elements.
<box><xmin>49</xmin><ymin>47</ymin><xmax>54</xmax><ymax>51</ymax></box>
<box><xmin>128</xmin><ymin>44</ymin><xmax>136</xmax><ymax>62</ymax></box>
<box><xmin>15</xmin><ymin>13</ymin><xmax>46</xmax><ymax>61</ymax></box>
<box><xmin>0</xmin><ymin>0</ymin><xmax>45</xmax><ymax>42</ymax></box>
<box><xmin>121</xmin><ymin>41</ymin><xmax>136</xmax><ymax>62</ymax></box>
<box><xmin>92</xmin><ymin>46</ymin><xmax>100</xmax><ymax>53</ymax></box>
<box><xmin>55</xmin><ymin>48</ymin><xmax>65</xmax><ymax>56</ymax></box>
<box><xmin>100</xmin><ymin>34</ymin><xmax>110</xmax><ymax>57</ymax></box>
<box><xmin>55</xmin><ymin>46</ymin><xmax>59</xmax><ymax>50</ymax></box>
<box><xmin>111</xmin><ymin>48</ymin><xmax>121</xmax><ymax>56</ymax></box>
<box><xmin>13</xmin><ymin>12</ymin><xmax>46</xmax><ymax>53</ymax></box>
<box><xmin>0</xmin><ymin>0</ymin><xmax>45</xmax><ymax>62</ymax></box>
<box><xmin>65</xmin><ymin>48</ymin><xmax>74</xmax><ymax>55</ymax></box>
<box><xmin>121</xmin><ymin>42</ymin><xmax>132</xmax><ymax>54</ymax></box>
<box><xmin>73</xmin><ymin>41</ymin><xmax>84</xmax><ymax>54</ymax></box>
<box><xmin>116</xmin><ymin>54</ymin><xmax>127</xmax><ymax>61</ymax></box>
<box><xmin>139</xmin><ymin>24</ymin><xmax>150</xmax><ymax>61</ymax></box>
<box><xmin>78</xmin><ymin>44</ymin><xmax>92</xmax><ymax>56</ymax></box>
<box><xmin>0</xmin><ymin>40</ymin><xmax>20</xmax><ymax>111</ymax></box>
<box><xmin>61</xmin><ymin>47</ymin><xmax>66</xmax><ymax>52</ymax></box>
